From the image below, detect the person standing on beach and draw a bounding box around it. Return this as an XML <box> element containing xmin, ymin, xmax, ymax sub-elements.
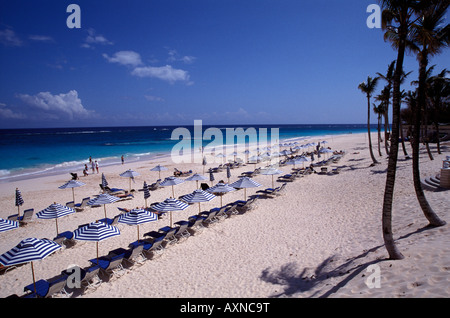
<box><xmin>91</xmin><ymin>160</ymin><xmax>95</xmax><ymax>173</ymax></box>
<box><xmin>121</xmin><ymin>155</ymin><xmax>124</xmax><ymax>165</ymax></box>
<box><xmin>95</xmin><ymin>160</ymin><xmax>99</xmax><ymax>174</ymax></box>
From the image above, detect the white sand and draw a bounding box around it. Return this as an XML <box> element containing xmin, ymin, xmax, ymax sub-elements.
<box><xmin>0</xmin><ymin>132</ymin><xmax>448</xmax><ymax>298</ymax></box>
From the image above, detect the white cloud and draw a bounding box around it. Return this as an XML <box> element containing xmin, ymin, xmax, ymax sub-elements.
<box><xmin>131</xmin><ymin>65</ymin><xmax>191</xmax><ymax>83</ymax></box>
<box><xmin>0</xmin><ymin>103</ymin><xmax>25</xmax><ymax>119</ymax></box>
<box><xmin>16</xmin><ymin>90</ymin><xmax>93</xmax><ymax>119</ymax></box>
<box><xmin>82</xmin><ymin>28</ymin><xmax>113</xmax><ymax>48</ymax></box>
<box><xmin>0</xmin><ymin>29</ymin><xmax>23</xmax><ymax>47</ymax></box>
<box><xmin>167</xmin><ymin>49</ymin><xmax>196</xmax><ymax>64</ymax></box>
<box><xmin>29</xmin><ymin>35</ymin><xmax>54</xmax><ymax>43</ymax></box>
<box><xmin>103</xmin><ymin>51</ymin><xmax>142</xmax><ymax>67</ymax></box>
<box><xmin>144</xmin><ymin>95</ymin><xmax>165</xmax><ymax>102</ymax></box>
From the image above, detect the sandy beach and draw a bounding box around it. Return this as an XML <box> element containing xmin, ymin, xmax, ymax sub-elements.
<box><xmin>0</xmin><ymin>132</ymin><xmax>448</xmax><ymax>298</ymax></box>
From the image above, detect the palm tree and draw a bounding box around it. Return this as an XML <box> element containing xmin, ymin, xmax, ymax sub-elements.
<box><xmin>399</xmin><ymin>89</ymin><xmax>410</xmax><ymax>158</ymax></box>
<box><xmin>409</xmin><ymin>0</ymin><xmax>448</xmax><ymax>227</ymax></box>
<box><xmin>428</xmin><ymin>68</ymin><xmax>450</xmax><ymax>154</ymax></box>
<box><xmin>373</xmin><ymin>102</ymin><xmax>386</xmax><ymax>157</ymax></box>
<box><xmin>379</xmin><ymin>0</ymin><xmax>422</xmax><ymax>260</ymax></box>
<box><xmin>358</xmin><ymin>76</ymin><xmax>380</xmax><ymax>165</ymax></box>
<box><xmin>377</xmin><ymin>61</ymin><xmax>396</xmax><ymax>155</ymax></box>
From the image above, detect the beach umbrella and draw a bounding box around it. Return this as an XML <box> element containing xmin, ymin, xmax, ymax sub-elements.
<box><xmin>101</xmin><ymin>173</ymin><xmax>108</xmax><ymax>189</ymax></box>
<box><xmin>58</xmin><ymin>180</ymin><xmax>86</xmax><ymax>202</ymax></box>
<box><xmin>319</xmin><ymin>148</ymin><xmax>333</xmax><ymax>159</ymax></box>
<box><xmin>0</xmin><ymin>238</ymin><xmax>61</xmax><ymax>293</ymax></box>
<box><xmin>186</xmin><ymin>173</ymin><xmax>207</xmax><ymax>189</ymax></box>
<box><xmin>226</xmin><ymin>165</ymin><xmax>231</xmax><ymax>183</ymax></box>
<box><xmin>209</xmin><ymin>170</ymin><xmax>215</xmax><ymax>186</ymax></box>
<box><xmin>181</xmin><ymin>189</ymin><xmax>216</xmax><ymax>214</ymax></box>
<box><xmin>142</xmin><ymin>181</ymin><xmax>151</xmax><ymax>208</ymax></box>
<box><xmin>15</xmin><ymin>188</ymin><xmax>24</xmax><ymax>217</ymax></box>
<box><xmin>74</xmin><ymin>221</ymin><xmax>120</xmax><ymax>264</ymax></box>
<box><xmin>151</xmin><ymin>198</ymin><xmax>189</xmax><ymax>227</ymax></box>
<box><xmin>151</xmin><ymin>164</ymin><xmax>168</xmax><ymax>179</ymax></box>
<box><xmin>286</xmin><ymin>157</ymin><xmax>305</xmax><ymax>169</ymax></box>
<box><xmin>230</xmin><ymin>151</ymin><xmax>238</xmax><ymax>161</ymax></box>
<box><xmin>160</xmin><ymin>176</ymin><xmax>185</xmax><ymax>198</ymax></box>
<box><xmin>202</xmin><ymin>157</ymin><xmax>207</xmax><ymax>174</ymax></box>
<box><xmin>207</xmin><ymin>182</ymin><xmax>236</xmax><ymax>206</ymax></box>
<box><xmin>36</xmin><ymin>202</ymin><xmax>75</xmax><ymax>236</ymax></box>
<box><xmin>260</xmin><ymin>167</ymin><xmax>283</xmax><ymax>188</ymax></box>
<box><xmin>216</xmin><ymin>153</ymin><xmax>226</xmax><ymax>164</ymax></box>
<box><xmin>230</xmin><ymin>177</ymin><xmax>262</xmax><ymax>200</ymax></box>
<box><xmin>120</xmin><ymin>169</ymin><xmax>140</xmax><ymax>192</ymax></box>
<box><xmin>118</xmin><ymin>208</ymin><xmax>158</xmax><ymax>241</ymax></box>
<box><xmin>0</xmin><ymin>218</ymin><xmax>19</xmax><ymax>233</ymax></box>
<box><xmin>88</xmin><ymin>193</ymin><xmax>121</xmax><ymax>220</ymax></box>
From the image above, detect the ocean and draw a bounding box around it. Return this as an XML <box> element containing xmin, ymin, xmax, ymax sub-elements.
<box><xmin>0</xmin><ymin>124</ymin><xmax>369</xmax><ymax>182</ymax></box>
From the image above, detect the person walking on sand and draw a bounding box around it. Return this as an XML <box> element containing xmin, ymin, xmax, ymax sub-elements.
<box><xmin>121</xmin><ymin>155</ymin><xmax>124</xmax><ymax>165</ymax></box>
<box><xmin>91</xmin><ymin>160</ymin><xmax>95</xmax><ymax>173</ymax></box>
<box><xmin>95</xmin><ymin>160</ymin><xmax>99</xmax><ymax>174</ymax></box>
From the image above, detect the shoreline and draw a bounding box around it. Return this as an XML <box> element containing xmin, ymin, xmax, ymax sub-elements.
<box><xmin>0</xmin><ymin>131</ymin><xmax>448</xmax><ymax>298</ymax></box>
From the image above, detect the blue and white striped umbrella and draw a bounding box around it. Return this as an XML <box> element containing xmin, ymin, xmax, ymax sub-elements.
<box><xmin>101</xmin><ymin>173</ymin><xmax>108</xmax><ymax>188</ymax></box>
<box><xmin>37</xmin><ymin>203</ymin><xmax>76</xmax><ymax>236</ymax></box>
<box><xmin>58</xmin><ymin>179</ymin><xmax>86</xmax><ymax>202</ymax></box>
<box><xmin>88</xmin><ymin>193</ymin><xmax>121</xmax><ymax>220</ymax></box>
<box><xmin>15</xmin><ymin>188</ymin><xmax>24</xmax><ymax>216</ymax></box>
<box><xmin>120</xmin><ymin>169</ymin><xmax>140</xmax><ymax>192</ymax></box>
<box><xmin>142</xmin><ymin>181</ymin><xmax>151</xmax><ymax>207</ymax></box>
<box><xmin>0</xmin><ymin>218</ymin><xmax>19</xmax><ymax>233</ymax></box>
<box><xmin>160</xmin><ymin>176</ymin><xmax>185</xmax><ymax>198</ymax></box>
<box><xmin>0</xmin><ymin>237</ymin><xmax>61</xmax><ymax>293</ymax></box>
<box><xmin>181</xmin><ymin>189</ymin><xmax>216</xmax><ymax>213</ymax></box>
<box><xmin>261</xmin><ymin>167</ymin><xmax>283</xmax><ymax>188</ymax></box>
<box><xmin>226</xmin><ymin>165</ymin><xmax>231</xmax><ymax>182</ymax></box>
<box><xmin>119</xmin><ymin>208</ymin><xmax>158</xmax><ymax>241</ymax></box>
<box><xmin>186</xmin><ymin>173</ymin><xmax>207</xmax><ymax>189</ymax></box>
<box><xmin>74</xmin><ymin>221</ymin><xmax>120</xmax><ymax>262</ymax></box>
<box><xmin>152</xmin><ymin>198</ymin><xmax>189</xmax><ymax>227</ymax></box>
<box><xmin>206</xmin><ymin>182</ymin><xmax>236</xmax><ymax>206</ymax></box>
<box><xmin>209</xmin><ymin>170</ymin><xmax>215</xmax><ymax>185</ymax></box>
<box><xmin>150</xmin><ymin>164</ymin><xmax>168</xmax><ymax>179</ymax></box>
<box><xmin>230</xmin><ymin>177</ymin><xmax>262</xmax><ymax>200</ymax></box>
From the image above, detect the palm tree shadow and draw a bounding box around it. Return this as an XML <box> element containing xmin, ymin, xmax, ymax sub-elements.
<box><xmin>260</xmin><ymin>224</ymin><xmax>439</xmax><ymax>298</ymax></box>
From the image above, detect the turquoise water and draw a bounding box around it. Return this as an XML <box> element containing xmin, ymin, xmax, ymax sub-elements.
<box><xmin>0</xmin><ymin>124</ymin><xmax>368</xmax><ymax>181</ymax></box>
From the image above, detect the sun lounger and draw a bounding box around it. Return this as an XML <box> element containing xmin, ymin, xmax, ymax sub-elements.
<box><xmin>148</xmin><ymin>179</ymin><xmax>162</xmax><ymax>191</ymax></box>
<box><xmin>199</xmin><ymin>210</ymin><xmax>219</xmax><ymax>226</ymax></box>
<box><xmin>99</xmin><ymin>214</ymin><xmax>120</xmax><ymax>226</ymax></box>
<box><xmin>174</xmin><ymin>168</ymin><xmax>193</xmax><ymax>177</ymax></box>
<box><xmin>158</xmin><ymin>226</ymin><xmax>179</xmax><ymax>245</ymax></box>
<box><xmin>208</xmin><ymin>206</ymin><xmax>229</xmax><ymax>220</ymax></box>
<box><xmin>235</xmin><ymin>196</ymin><xmax>259</xmax><ymax>213</ymax></box>
<box><xmin>0</xmin><ymin>264</ymin><xmax>17</xmax><ymax>275</ymax></box>
<box><xmin>89</xmin><ymin>253</ymin><xmax>126</xmax><ymax>281</ymax></box>
<box><xmin>65</xmin><ymin>201</ymin><xmax>75</xmax><ymax>208</ymax></box>
<box><xmin>61</xmin><ymin>264</ymin><xmax>101</xmax><ymax>293</ymax></box>
<box><xmin>18</xmin><ymin>209</ymin><xmax>34</xmax><ymax>226</ymax></box>
<box><xmin>108</xmin><ymin>246</ymin><xmax>146</xmax><ymax>268</ymax></box>
<box><xmin>186</xmin><ymin>215</ymin><xmax>206</xmax><ymax>234</ymax></box>
<box><xmin>173</xmin><ymin>220</ymin><xmax>191</xmax><ymax>240</ymax></box>
<box><xmin>23</xmin><ymin>274</ymin><xmax>71</xmax><ymax>298</ymax></box>
<box><xmin>74</xmin><ymin>197</ymin><xmax>90</xmax><ymax>212</ymax></box>
<box><xmin>99</xmin><ymin>184</ymin><xmax>127</xmax><ymax>195</ymax></box>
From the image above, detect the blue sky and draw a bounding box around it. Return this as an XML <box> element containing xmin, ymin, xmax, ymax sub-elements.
<box><xmin>0</xmin><ymin>0</ymin><xmax>448</xmax><ymax>128</ymax></box>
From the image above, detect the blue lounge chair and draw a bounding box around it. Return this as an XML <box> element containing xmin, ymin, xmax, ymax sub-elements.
<box><xmin>23</xmin><ymin>274</ymin><xmax>70</xmax><ymax>298</ymax></box>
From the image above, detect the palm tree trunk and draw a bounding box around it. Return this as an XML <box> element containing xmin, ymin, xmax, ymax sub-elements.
<box><xmin>367</xmin><ymin>98</ymin><xmax>379</xmax><ymax>165</ymax></box>
<box><xmin>378</xmin><ymin>115</ymin><xmax>382</xmax><ymax>156</ymax></box>
<box><xmin>434</xmin><ymin>121</ymin><xmax>441</xmax><ymax>154</ymax></box>
<box><xmin>384</xmin><ymin>112</ymin><xmax>390</xmax><ymax>155</ymax></box>
<box><xmin>382</xmin><ymin>26</ymin><xmax>406</xmax><ymax>260</ymax></box>
<box><xmin>413</xmin><ymin>51</ymin><xmax>446</xmax><ymax>227</ymax></box>
<box><xmin>399</xmin><ymin>120</ymin><xmax>409</xmax><ymax>158</ymax></box>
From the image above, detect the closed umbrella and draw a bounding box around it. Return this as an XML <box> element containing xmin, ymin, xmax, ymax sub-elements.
<box><xmin>58</xmin><ymin>180</ymin><xmax>86</xmax><ymax>202</ymax></box>
<box><xmin>0</xmin><ymin>238</ymin><xmax>61</xmax><ymax>293</ymax></box>
<box><xmin>209</xmin><ymin>170</ymin><xmax>215</xmax><ymax>186</ymax></box>
<box><xmin>118</xmin><ymin>208</ymin><xmax>158</xmax><ymax>241</ymax></box>
<box><xmin>36</xmin><ymin>202</ymin><xmax>75</xmax><ymax>236</ymax></box>
<box><xmin>160</xmin><ymin>176</ymin><xmax>184</xmax><ymax>198</ymax></box>
<box><xmin>74</xmin><ymin>221</ymin><xmax>120</xmax><ymax>264</ymax></box>
<box><xmin>101</xmin><ymin>173</ymin><xmax>108</xmax><ymax>189</ymax></box>
<box><xmin>151</xmin><ymin>164</ymin><xmax>168</xmax><ymax>179</ymax></box>
<box><xmin>15</xmin><ymin>188</ymin><xmax>24</xmax><ymax>217</ymax></box>
<box><xmin>0</xmin><ymin>218</ymin><xmax>19</xmax><ymax>233</ymax></box>
<box><xmin>87</xmin><ymin>193</ymin><xmax>121</xmax><ymax>221</ymax></box>
<box><xmin>185</xmin><ymin>173</ymin><xmax>207</xmax><ymax>189</ymax></box>
<box><xmin>202</xmin><ymin>157</ymin><xmax>207</xmax><ymax>174</ymax></box>
<box><xmin>226</xmin><ymin>165</ymin><xmax>231</xmax><ymax>183</ymax></box>
<box><xmin>151</xmin><ymin>198</ymin><xmax>189</xmax><ymax>227</ymax></box>
<box><xmin>207</xmin><ymin>182</ymin><xmax>236</xmax><ymax>206</ymax></box>
<box><xmin>181</xmin><ymin>189</ymin><xmax>216</xmax><ymax>214</ymax></box>
<box><xmin>142</xmin><ymin>181</ymin><xmax>151</xmax><ymax>208</ymax></box>
<box><xmin>260</xmin><ymin>167</ymin><xmax>283</xmax><ymax>188</ymax></box>
<box><xmin>120</xmin><ymin>169</ymin><xmax>140</xmax><ymax>192</ymax></box>
<box><xmin>230</xmin><ymin>177</ymin><xmax>262</xmax><ymax>200</ymax></box>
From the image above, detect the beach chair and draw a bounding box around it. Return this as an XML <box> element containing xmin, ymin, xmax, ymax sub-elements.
<box><xmin>99</xmin><ymin>214</ymin><xmax>120</xmax><ymax>226</ymax></box>
<box><xmin>186</xmin><ymin>215</ymin><xmax>206</xmax><ymax>234</ymax></box>
<box><xmin>0</xmin><ymin>264</ymin><xmax>17</xmax><ymax>275</ymax></box>
<box><xmin>65</xmin><ymin>201</ymin><xmax>75</xmax><ymax>208</ymax></box>
<box><xmin>18</xmin><ymin>209</ymin><xmax>34</xmax><ymax>226</ymax></box>
<box><xmin>236</xmin><ymin>196</ymin><xmax>259</xmax><ymax>214</ymax></box>
<box><xmin>23</xmin><ymin>274</ymin><xmax>71</xmax><ymax>298</ymax></box>
<box><xmin>208</xmin><ymin>206</ymin><xmax>229</xmax><ymax>221</ymax></box>
<box><xmin>61</xmin><ymin>264</ymin><xmax>101</xmax><ymax>293</ymax></box>
<box><xmin>89</xmin><ymin>253</ymin><xmax>126</xmax><ymax>281</ymax></box>
<box><xmin>199</xmin><ymin>210</ymin><xmax>219</xmax><ymax>226</ymax></box>
<box><xmin>173</xmin><ymin>220</ymin><xmax>191</xmax><ymax>240</ymax></box>
<box><xmin>158</xmin><ymin>226</ymin><xmax>179</xmax><ymax>246</ymax></box>
<box><xmin>109</xmin><ymin>245</ymin><xmax>146</xmax><ymax>268</ymax></box>
<box><xmin>148</xmin><ymin>179</ymin><xmax>162</xmax><ymax>191</ymax></box>
<box><xmin>129</xmin><ymin>238</ymin><xmax>165</xmax><ymax>260</ymax></box>
<box><xmin>74</xmin><ymin>197</ymin><xmax>90</xmax><ymax>212</ymax></box>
